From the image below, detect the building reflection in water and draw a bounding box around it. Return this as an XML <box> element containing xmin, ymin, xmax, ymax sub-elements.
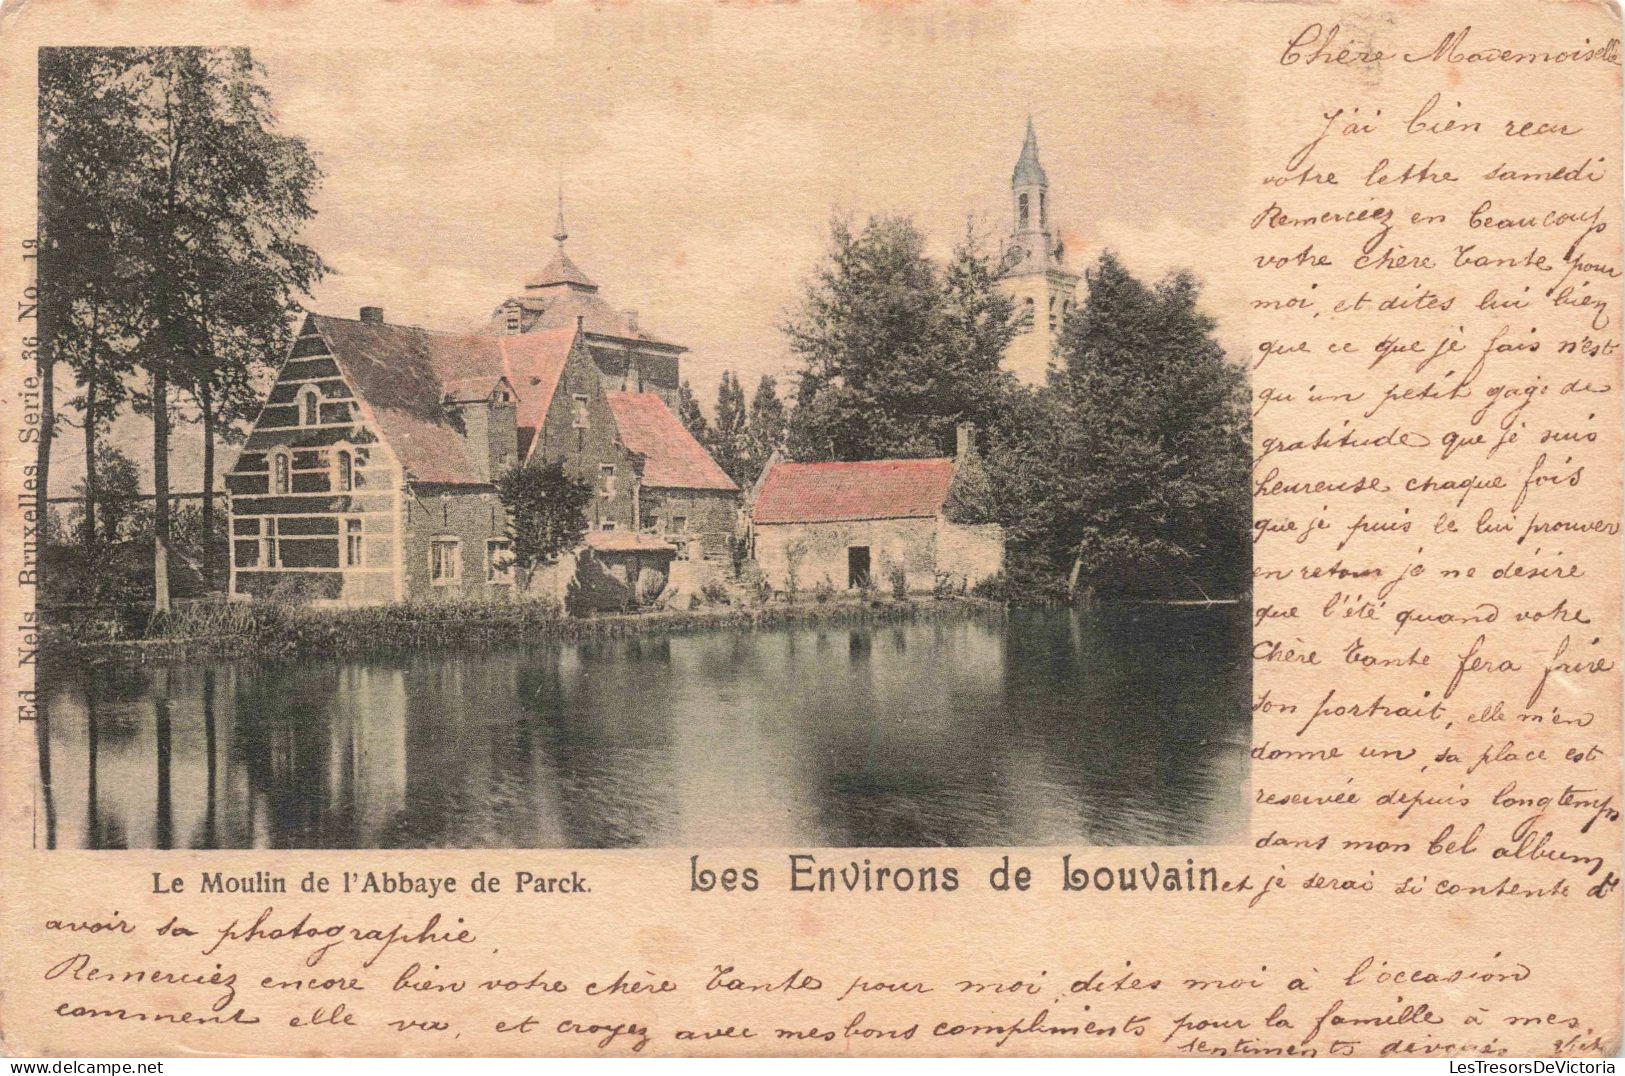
<box><xmin>38</xmin><ymin>606</ymin><xmax>1248</xmax><ymax>849</ymax></box>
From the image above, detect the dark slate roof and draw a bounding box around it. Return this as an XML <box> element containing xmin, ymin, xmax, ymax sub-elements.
<box><xmin>525</xmin><ymin>246</ymin><xmax>597</xmax><ymax>290</ymax></box>
<box><xmin>1012</xmin><ymin>116</ymin><xmax>1047</xmax><ymax>188</ymax></box>
<box><xmin>751</xmin><ymin>458</ymin><xmax>957</xmax><ymax>524</ymax></box>
<box><xmin>605</xmin><ymin>392</ymin><xmax>739</xmax><ymax>492</ymax></box>
<box><xmin>305</xmin><ymin>314</ymin><xmax>580</xmax><ymax>485</ymax></box>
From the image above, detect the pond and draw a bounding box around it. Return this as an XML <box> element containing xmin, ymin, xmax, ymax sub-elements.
<box><xmin>32</xmin><ymin>606</ymin><xmax>1250</xmax><ymax>849</ymax></box>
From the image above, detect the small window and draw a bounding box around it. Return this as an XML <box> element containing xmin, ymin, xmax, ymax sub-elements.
<box><xmin>487</xmin><ymin>538</ymin><xmax>513</xmax><ymax>583</ymax></box>
<box><xmin>504</xmin><ymin>310</ymin><xmax>521</xmax><ymax>335</ymax></box>
<box><xmin>600</xmin><ymin>521</ymin><xmax>617</xmax><ymax>532</ymax></box>
<box><xmin>273</xmin><ymin>452</ymin><xmax>290</xmax><ymax>494</ymax></box>
<box><xmin>599</xmin><ymin>464</ymin><xmax>616</xmax><ymax>499</ymax></box>
<box><xmin>301</xmin><ymin>388</ymin><xmax>319</xmax><ymax>426</ymax></box>
<box><xmin>1018</xmin><ymin>297</ymin><xmax>1035</xmax><ymax>334</ymax></box>
<box><xmin>337</xmin><ymin>450</ymin><xmax>353</xmax><ymax>492</ymax></box>
<box><xmin>430</xmin><ymin>538</ymin><xmax>461</xmax><ymax>583</ymax></box>
<box><xmin>670</xmin><ymin>515</ymin><xmax>687</xmax><ymax>534</ymax></box>
<box><xmin>1039</xmin><ymin>190</ymin><xmax>1047</xmax><ymax>228</ymax></box>
<box><xmin>262</xmin><ymin>518</ymin><xmax>280</xmax><ymax>567</ymax></box>
<box><xmin>572</xmin><ymin>394</ymin><xmax>590</xmax><ymax>429</ymax></box>
<box><xmin>346</xmin><ymin>519</ymin><xmax>363</xmax><ymax>567</ymax></box>
<box><xmin>1018</xmin><ymin>192</ymin><xmax>1029</xmax><ymax>229</ymax></box>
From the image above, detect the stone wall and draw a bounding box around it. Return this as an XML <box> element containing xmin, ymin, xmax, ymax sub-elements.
<box><xmin>402</xmin><ymin>485</ymin><xmax>515</xmax><ymax>603</ymax></box>
<box><xmin>753</xmin><ymin>517</ymin><xmax>938</xmax><ymax>594</ymax></box>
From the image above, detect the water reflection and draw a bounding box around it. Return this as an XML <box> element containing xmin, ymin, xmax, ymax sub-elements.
<box><xmin>38</xmin><ymin>607</ymin><xmax>1249</xmax><ymax>849</ymax></box>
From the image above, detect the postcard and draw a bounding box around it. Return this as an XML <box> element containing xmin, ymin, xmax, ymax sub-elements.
<box><xmin>0</xmin><ymin>0</ymin><xmax>1619</xmax><ymax>1058</ymax></box>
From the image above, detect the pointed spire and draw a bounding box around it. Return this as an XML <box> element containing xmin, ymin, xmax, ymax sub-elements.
<box><xmin>552</xmin><ymin>184</ymin><xmax>569</xmax><ymax>246</ymax></box>
<box><xmin>1012</xmin><ymin>115</ymin><xmax>1047</xmax><ymax>189</ymax></box>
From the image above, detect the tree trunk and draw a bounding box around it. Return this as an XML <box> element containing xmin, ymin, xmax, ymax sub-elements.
<box><xmin>200</xmin><ymin>382</ymin><xmax>215</xmax><ymax>586</ymax></box>
<box><xmin>36</xmin><ymin>337</ymin><xmax>54</xmax><ymax>598</ymax></box>
<box><xmin>152</xmin><ymin>361</ymin><xmax>171</xmax><ymax>615</ymax></box>
<box><xmin>82</xmin><ymin>377</ymin><xmax>97</xmax><ymax>549</ymax></box>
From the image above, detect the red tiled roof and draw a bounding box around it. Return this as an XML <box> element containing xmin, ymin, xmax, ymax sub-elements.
<box><xmin>442</xmin><ymin>375</ymin><xmax>509</xmax><ymax>402</ymax></box>
<box><xmin>605</xmin><ymin>392</ymin><xmax>739</xmax><ymax>492</ymax></box>
<box><xmin>306</xmin><ymin>314</ymin><xmax>580</xmax><ymax>485</ymax></box>
<box><xmin>750</xmin><ymin>458</ymin><xmax>957</xmax><ymax>524</ymax></box>
<box><xmin>500</xmin><ymin>290</ymin><xmax>683</xmax><ymax>351</ymax></box>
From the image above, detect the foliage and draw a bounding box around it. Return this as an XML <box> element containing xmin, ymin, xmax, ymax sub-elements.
<box><xmin>745</xmin><ymin>374</ymin><xmax>787</xmax><ymax>475</ymax></box>
<box><xmin>707</xmin><ymin>370</ymin><xmax>751</xmax><ymax>486</ymax></box>
<box><xmin>699</xmin><ymin>579</ymin><xmax>731</xmax><ymax>606</ymax></box>
<box><xmin>812</xmin><ymin>575</ymin><xmax>837</xmax><ymax>604</ymax></box>
<box><xmin>676</xmin><ymin>379</ymin><xmax>709</xmax><ymax>444</ymax></box>
<box><xmin>972</xmin><ymin>252</ymin><xmax>1250</xmax><ymax>599</ymax></box>
<box><xmin>38</xmin><ymin>47</ymin><xmax>327</xmax><ymax>610</ymax></box>
<box><xmin>65</xmin><ymin>444</ymin><xmax>147</xmax><ymax>546</ymax></box>
<box><xmin>494</xmin><ymin>459</ymin><xmax>592</xmax><ymax>574</ymax></box>
<box><xmin>782</xmin><ymin>214</ymin><xmax>1016</xmax><ymax>462</ymax></box>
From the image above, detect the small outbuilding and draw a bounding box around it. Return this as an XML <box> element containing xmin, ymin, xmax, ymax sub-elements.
<box><xmin>748</xmin><ymin>430</ymin><xmax>1003</xmax><ymax>596</ymax></box>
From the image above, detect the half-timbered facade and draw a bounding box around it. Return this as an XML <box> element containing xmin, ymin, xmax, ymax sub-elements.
<box><xmin>227</xmin><ymin>306</ymin><xmax>736</xmax><ymax>607</ymax></box>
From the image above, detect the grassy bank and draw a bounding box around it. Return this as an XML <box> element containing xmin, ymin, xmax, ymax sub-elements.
<box><xmin>39</xmin><ymin>593</ymin><xmax>1006</xmax><ymax>668</ymax></box>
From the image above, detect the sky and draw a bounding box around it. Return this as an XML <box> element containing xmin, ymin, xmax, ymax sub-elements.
<box><xmin>61</xmin><ymin>9</ymin><xmax>1242</xmax><ymax>492</ymax></box>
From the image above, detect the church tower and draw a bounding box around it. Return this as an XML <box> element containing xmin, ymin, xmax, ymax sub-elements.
<box><xmin>998</xmin><ymin>118</ymin><xmax>1080</xmax><ymax>387</ymax></box>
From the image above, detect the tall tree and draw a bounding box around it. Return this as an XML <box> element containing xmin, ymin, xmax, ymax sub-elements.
<box><xmin>976</xmin><ymin>252</ymin><xmax>1250</xmax><ymax>600</ymax></box>
<box><xmin>110</xmin><ymin>47</ymin><xmax>324</xmax><ymax>611</ymax></box>
<box><xmin>494</xmin><ymin>460</ymin><xmax>592</xmax><ymax>581</ymax></box>
<box><xmin>676</xmin><ymin>379</ymin><xmax>709</xmax><ymax>445</ymax></box>
<box><xmin>708</xmin><ymin>370</ymin><xmax>751</xmax><ymax>486</ymax></box>
<box><xmin>744</xmin><ymin>373</ymin><xmax>787</xmax><ymax>480</ymax></box>
<box><xmin>782</xmin><ymin>214</ymin><xmax>1015</xmax><ymax>462</ymax></box>
<box><xmin>39</xmin><ymin>48</ymin><xmax>146</xmax><ymax>564</ymax></box>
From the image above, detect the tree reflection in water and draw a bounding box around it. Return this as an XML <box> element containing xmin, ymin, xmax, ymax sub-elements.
<box><xmin>37</xmin><ymin>607</ymin><xmax>1248</xmax><ymax>850</ymax></box>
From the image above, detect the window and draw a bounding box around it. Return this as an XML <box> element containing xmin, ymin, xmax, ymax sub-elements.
<box><xmin>346</xmin><ymin>519</ymin><xmax>363</xmax><ymax>567</ymax></box>
<box><xmin>1018</xmin><ymin>297</ymin><xmax>1035</xmax><ymax>334</ymax></box>
<box><xmin>600</xmin><ymin>521</ymin><xmax>617</xmax><ymax>531</ymax></box>
<box><xmin>1049</xmin><ymin>295</ymin><xmax>1059</xmax><ymax>334</ymax></box>
<box><xmin>669</xmin><ymin>515</ymin><xmax>687</xmax><ymax>534</ymax></box>
<box><xmin>504</xmin><ymin>310</ymin><xmax>521</xmax><ymax>335</ymax></box>
<box><xmin>430</xmin><ymin>538</ymin><xmax>462</xmax><ymax>584</ymax></box>
<box><xmin>1040</xmin><ymin>190</ymin><xmax>1047</xmax><ymax>228</ymax></box>
<box><xmin>599</xmin><ymin>464</ymin><xmax>616</xmax><ymax>500</ymax></box>
<box><xmin>487</xmin><ymin>538</ymin><xmax>513</xmax><ymax>584</ymax></box>
<box><xmin>572</xmin><ymin>394</ymin><xmax>590</xmax><ymax>429</ymax></box>
<box><xmin>1018</xmin><ymin>192</ymin><xmax>1029</xmax><ymax>229</ymax></box>
<box><xmin>337</xmin><ymin>450</ymin><xmax>353</xmax><ymax>492</ymax></box>
<box><xmin>273</xmin><ymin>452</ymin><xmax>290</xmax><ymax>494</ymax></box>
<box><xmin>301</xmin><ymin>388</ymin><xmax>319</xmax><ymax>426</ymax></box>
<box><xmin>262</xmin><ymin>518</ymin><xmax>279</xmax><ymax>568</ymax></box>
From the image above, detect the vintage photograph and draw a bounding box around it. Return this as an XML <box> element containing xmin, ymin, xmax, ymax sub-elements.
<box><xmin>30</xmin><ymin>37</ymin><xmax>1251</xmax><ymax>851</ymax></box>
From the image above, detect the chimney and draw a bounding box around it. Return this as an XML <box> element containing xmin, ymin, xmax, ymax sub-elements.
<box><xmin>359</xmin><ymin>306</ymin><xmax>384</xmax><ymax>325</ymax></box>
<box><xmin>575</xmin><ymin>314</ymin><xmax>585</xmax><ymax>333</ymax></box>
<box><xmin>624</xmin><ymin>309</ymin><xmax>640</xmax><ymax>333</ymax></box>
<box><xmin>955</xmin><ymin>421</ymin><xmax>977</xmax><ymax>465</ymax></box>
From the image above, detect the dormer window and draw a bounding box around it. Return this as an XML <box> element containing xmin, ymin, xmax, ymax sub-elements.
<box><xmin>300</xmin><ymin>387</ymin><xmax>319</xmax><ymax>426</ymax></box>
<box><xmin>504</xmin><ymin>309</ymin><xmax>521</xmax><ymax>334</ymax></box>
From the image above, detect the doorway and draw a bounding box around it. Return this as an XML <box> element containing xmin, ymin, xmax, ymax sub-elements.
<box><xmin>847</xmin><ymin>546</ymin><xmax>871</xmax><ymax>589</ymax></box>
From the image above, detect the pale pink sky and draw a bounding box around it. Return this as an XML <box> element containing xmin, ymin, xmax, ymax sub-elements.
<box><xmin>67</xmin><ymin>13</ymin><xmax>1241</xmax><ymax>491</ymax></box>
